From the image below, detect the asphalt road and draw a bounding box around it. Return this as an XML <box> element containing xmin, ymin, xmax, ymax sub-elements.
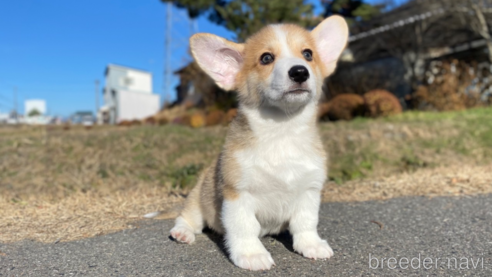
<box><xmin>1</xmin><ymin>194</ymin><xmax>492</xmax><ymax>276</ymax></box>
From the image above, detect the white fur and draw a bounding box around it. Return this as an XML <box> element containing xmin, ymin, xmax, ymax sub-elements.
<box><xmin>222</xmin><ymin>193</ymin><xmax>276</xmax><ymax>270</ymax></box>
<box><xmin>221</xmin><ymin>23</ymin><xmax>335</xmax><ymax>266</ymax></box>
<box><xmin>172</xmin><ymin>16</ymin><xmax>349</xmax><ymax>271</ymax></box>
<box><xmin>221</xmin><ymin>102</ymin><xmax>331</xmax><ymax>270</ymax></box>
<box><xmin>261</xmin><ymin>26</ymin><xmax>318</xmax><ymax>111</ymax></box>
<box><xmin>234</xmin><ymin>103</ymin><xmax>326</xmax><ymax>235</ymax></box>
<box><xmin>170</xmin><ymin>216</ymin><xmax>198</xmax><ymax>244</ymax></box>
<box><xmin>272</xmin><ymin>25</ymin><xmax>293</xmax><ymax>57</ymax></box>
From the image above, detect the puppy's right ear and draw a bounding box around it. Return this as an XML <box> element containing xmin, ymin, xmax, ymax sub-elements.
<box><xmin>190</xmin><ymin>33</ymin><xmax>244</xmax><ymax>91</ymax></box>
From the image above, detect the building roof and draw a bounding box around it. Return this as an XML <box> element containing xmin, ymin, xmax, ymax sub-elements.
<box><xmin>105</xmin><ymin>64</ymin><xmax>152</xmax><ymax>76</ymax></box>
<box><xmin>72</xmin><ymin>111</ymin><xmax>94</xmax><ymax>116</ymax></box>
<box><xmin>349</xmin><ymin>1</ymin><xmax>492</xmax><ymax>43</ymax></box>
<box><xmin>347</xmin><ymin>0</ymin><xmax>492</xmax><ymax>62</ymax></box>
<box><xmin>25</xmin><ymin>99</ymin><xmax>46</xmax><ymax>103</ymax></box>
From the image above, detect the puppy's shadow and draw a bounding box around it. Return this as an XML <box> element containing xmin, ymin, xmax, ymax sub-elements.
<box><xmin>270</xmin><ymin>231</ymin><xmax>295</xmax><ymax>252</ymax></box>
<box><xmin>202</xmin><ymin>228</ymin><xmax>296</xmax><ymax>256</ymax></box>
<box><xmin>169</xmin><ymin>228</ymin><xmax>296</xmax><ymax>262</ymax></box>
<box><xmin>202</xmin><ymin>227</ymin><xmax>229</xmax><ymax>258</ymax></box>
<box><xmin>168</xmin><ymin>227</ymin><xmax>231</xmax><ymax>262</ymax></box>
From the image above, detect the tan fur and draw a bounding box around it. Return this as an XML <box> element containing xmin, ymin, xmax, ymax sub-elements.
<box><xmin>172</xmin><ymin>18</ymin><xmax>347</xmax><ymax>255</ymax></box>
<box><xmin>182</xmin><ymin>109</ymin><xmax>255</xmax><ymax>233</ymax></box>
<box><xmin>235</xmin><ymin>24</ymin><xmax>327</xmax><ymax>107</ymax></box>
<box><xmin>175</xmin><ymin>24</ymin><xmax>333</xmax><ymax>234</ymax></box>
<box><xmin>171</xmin><ymin>17</ymin><xmax>349</xmax><ymax>271</ymax></box>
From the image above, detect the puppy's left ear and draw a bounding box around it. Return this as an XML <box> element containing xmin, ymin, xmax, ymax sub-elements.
<box><xmin>190</xmin><ymin>33</ymin><xmax>244</xmax><ymax>91</ymax></box>
<box><xmin>311</xmin><ymin>15</ymin><xmax>349</xmax><ymax>74</ymax></box>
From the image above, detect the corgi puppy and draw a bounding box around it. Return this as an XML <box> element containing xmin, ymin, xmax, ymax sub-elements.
<box><xmin>170</xmin><ymin>16</ymin><xmax>349</xmax><ymax>271</ymax></box>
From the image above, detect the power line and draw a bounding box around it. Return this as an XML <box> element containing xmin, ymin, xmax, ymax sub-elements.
<box><xmin>13</xmin><ymin>87</ymin><xmax>17</xmax><ymax>115</ymax></box>
<box><xmin>164</xmin><ymin>2</ymin><xmax>172</xmax><ymax>104</ymax></box>
<box><xmin>0</xmin><ymin>93</ymin><xmax>11</xmax><ymax>102</ymax></box>
<box><xmin>162</xmin><ymin>5</ymin><xmax>196</xmax><ymax>104</ymax></box>
<box><xmin>0</xmin><ymin>99</ymin><xmax>14</xmax><ymax>112</ymax></box>
<box><xmin>0</xmin><ymin>103</ymin><xmax>14</xmax><ymax>111</ymax></box>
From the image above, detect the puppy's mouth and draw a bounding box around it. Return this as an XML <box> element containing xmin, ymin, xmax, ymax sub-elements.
<box><xmin>285</xmin><ymin>88</ymin><xmax>311</xmax><ymax>94</ymax></box>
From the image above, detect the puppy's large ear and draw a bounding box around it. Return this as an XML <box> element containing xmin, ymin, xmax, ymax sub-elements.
<box><xmin>311</xmin><ymin>15</ymin><xmax>349</xmax><ymax>74</ymax></box>
<box><xmin>190</xmin><ymin>33</ymin><xmax>244</xmax><ymax>91</ymax></box>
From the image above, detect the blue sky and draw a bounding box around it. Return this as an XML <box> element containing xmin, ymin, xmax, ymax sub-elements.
<box><xmin>0</xmin><ymin>0</ymin><xmax>402</xmax><ymax>117</ymax></box>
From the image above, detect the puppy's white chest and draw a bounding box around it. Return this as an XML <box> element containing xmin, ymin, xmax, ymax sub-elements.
<box><xmin>236</xmin><ymin>133</ymin><xmax>325</xmax><ymax>193</ymax></box>
<box><xmin>234</xmin><ymin>133</ymin><xmax>326</xmax><ymax>236</ymax></box>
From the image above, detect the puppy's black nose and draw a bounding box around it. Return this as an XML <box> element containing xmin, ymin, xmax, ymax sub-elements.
<box><xmin>288</xmin><ymin>65</ymin><xmax>310</xmax><ymax>83</ymax></box>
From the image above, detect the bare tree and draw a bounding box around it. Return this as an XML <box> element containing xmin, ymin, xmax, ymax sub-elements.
<box><xmin>462</xmin><ymin>0</ymin><xmax>492</xmax><ymax>61</ymax></box>
<box><xmin>435</xmin><ymin>0</ymin><xmax>492</xmax><ymax>61</ymax></box>
<box><xmin>352</xmin><ymin>0</ymin><xmax>492</xmax><ymax>89</ymax></box>
<box><xmin>371</xmin><ymin>1</ymin><xmax>446</xmax><ymax>88</ymax></box>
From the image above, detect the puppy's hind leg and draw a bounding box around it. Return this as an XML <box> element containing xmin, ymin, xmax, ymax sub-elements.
<box><xmin>170</xmin><ymin>174</ymin><xmax>205</xmax><ymax>244</ymax></box>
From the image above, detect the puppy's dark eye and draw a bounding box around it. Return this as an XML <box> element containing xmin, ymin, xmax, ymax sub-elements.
<box><xmin>260</xmin><ymin>53</ymin><xmax>274</xmax><ymax>65</ymax></box>
<box><xmin>302</xmin><ymin>49</ymin><xmax>313</xmax><ymax>61</ymax></box>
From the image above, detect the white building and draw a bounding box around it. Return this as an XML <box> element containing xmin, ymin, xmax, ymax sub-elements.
<box><xmin>24</xmin><ymin>99</ymin><xmax>51</xmax><ymax>125</ymax></box>
<box><xmin>101</xmin><ymin>64</ymin><xmax>160</xmax><ymax>124</ymax></box>
<box><xmin>0</xmin><ymin>112</ymin><xmax>8</xmax><ymax>123</ymax></box>
<box><xmin>25</xmin><ymin>99</ymin><xmax>47</xmax><ymax>116</ymax></box>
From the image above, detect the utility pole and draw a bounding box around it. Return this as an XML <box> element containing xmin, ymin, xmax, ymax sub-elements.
<box><xmin>164</xmin><ymin>2</ymin><xmax>172</xmax><ymax>105</ymax></box>
<box><xmin>190</xmin><ymin>17</ymin><xmax>198</xmax><ymax>36</ymax></box>
<box><xmin>13</xmin><ymin>86</ymin><xmax>17</xmax><ymax>119</ymax></box>
<box><xmin>95</xmin><ymin>80</ymin><xmax>100</xmax><ymax>114</ymax></box>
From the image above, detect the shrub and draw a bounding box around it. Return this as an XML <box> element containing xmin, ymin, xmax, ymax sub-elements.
<box><xmin>143</xmin><ymin>116</ymin><xmax>156</xmax><ymax>125</ymax></box>
<box><xmin>28</xmin><ymin>109</ymin><xmax>41</xmax><ymax>117</ymax></box>
<box><xmin>206</xmin><ymin>110</ymin><xmax>225</xmax><ymax>126</ymax></box>
<box><xmin>172</xmin><ymin>115</ymin><xmax>191</xmax><ymax>126</ymax></box>
<box><xmin>117</xmin><ymin>120</ymin><xmax>132</xmax><ymax>127</ymax></box>
<box><xmin>223</xmin><ymin>108</ymin><xmax>238</xmax><ymax>124</ymax></box>
<box><xmin>130</xmin><ymin>119</ymin><xmax>141</xmax><ymax>126</ymax></box>
<box><xmin>321</xmin><ymin>94</ymin><xmax>365</xmax><ymax>121</ymax></box>
<box><xmin>317</xmin><ymin>102</ymin><xmax>331</xmax><ymax>120</ymax></box>
<box><xmin>156</xmin><ymin>116</ymin><xmax>168</xmax><ymax>126</ymax></box>
<box><xmin>189</xmin><ymin>113</ymin><xmax>206</xmax><ymax>128</ymax></box>
<box><xmin>156</xmin><ymin>105</ymin><xmax>186</xmax><ymax>123</ymax></box>
<box><xmin>411</xmin><ymin>60</ymin><xmax>491</xmax><ymax>111</ymax></box>
<box><xmin>363</xmin><ymin>89</ymin><xmax>402</xmax><ymax>117</ymax></box>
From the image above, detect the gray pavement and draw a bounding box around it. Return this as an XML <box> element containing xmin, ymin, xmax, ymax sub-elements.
<box><xmin>1</xmin><ymin>194</ymin><xmax>492</xmax><ymax>276</ymax></box>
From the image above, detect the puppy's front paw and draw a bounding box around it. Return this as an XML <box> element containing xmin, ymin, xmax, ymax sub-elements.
<box><xmin>233</xmin><ymin>251</ymin><xmax>275</xmax><ymax>271</ymax></box>
<box><xmin>296</xmin><ymin>239</ymin><xmax>333</xmax><ymax>260</ymax></box>
<box><xmin>170</xmin><ymin>226</ymin><xmax>195</xmax><ymax>244</ymax></box>
<box><xmin>294</xmin><ymin>234</ymin><xmax>334</xmax><ymax>260</ymax></box>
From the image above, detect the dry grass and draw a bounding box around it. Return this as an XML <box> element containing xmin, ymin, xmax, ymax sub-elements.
<box><xmin>0</xmin><ymin>108</ymin><xmax>491</xmax><ymax>243</ymax></box>
<box><xmin>0</xmin><ymin>125</ymin><xmax>226</xmax><ymax>200</ymax></box>
<box><xmin>323</xmin><ymin>164</ymin><xmax>492</xmax><ymax>202</ymax></box>
<box><xmin>0</xmin><ymin>188</ymin><xmax>184</xmax><ymax>243</ymax></box>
